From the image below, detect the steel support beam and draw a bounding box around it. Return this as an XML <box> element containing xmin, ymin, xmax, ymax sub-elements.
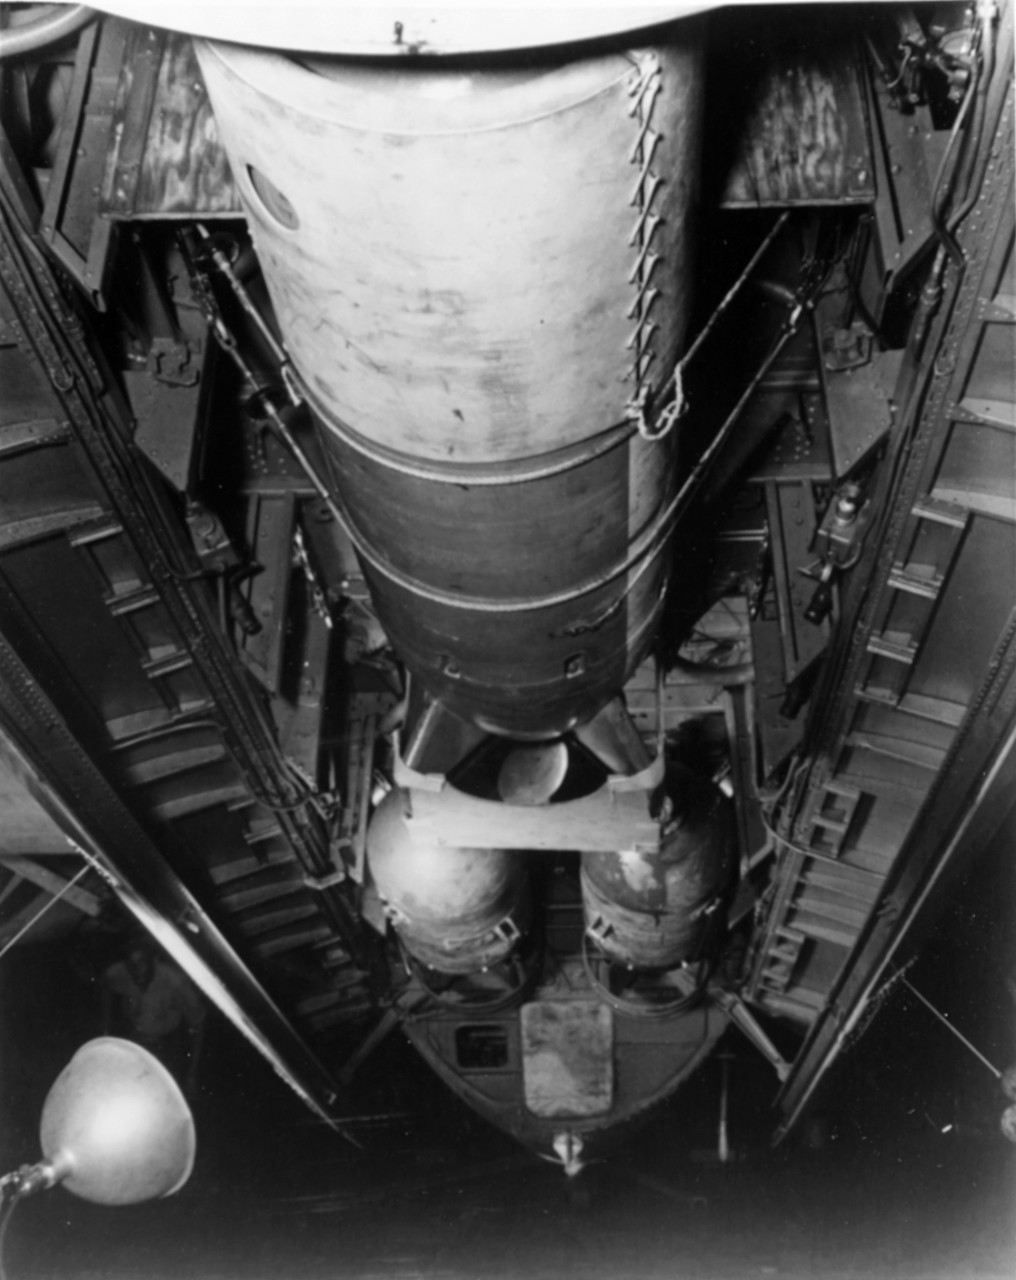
<box><xmin>0</xmin><ymin>627</ymin><xmax>346</xmax><ymax>1126</ymax></box>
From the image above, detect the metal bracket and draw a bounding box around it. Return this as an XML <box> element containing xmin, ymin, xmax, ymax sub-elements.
<box><xmin>303</xmin><ymin>867</ymin><xmax>347</xmax><ymax>892</ymax></box>
<box><xmin>493</xmin><ymin>915</ymin><xmax>522</xmax><ymax>945</ymax></box>
<box><xmin>712</xmin><ymin>988</ymin><xmax>792</xmax><ymax>1081</ymax></box>
<box><xmin>39</xmin><ymin>20</ymin><xmax>124</xmax><ymax>310</ymax></box>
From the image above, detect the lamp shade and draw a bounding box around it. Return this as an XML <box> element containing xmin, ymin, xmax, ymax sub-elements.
<box><xmin>38</xmin><ymin>1038</ymin><xmax>195</xmax><ymax>1205</ymax></box>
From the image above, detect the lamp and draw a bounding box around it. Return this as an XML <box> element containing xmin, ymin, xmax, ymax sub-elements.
<box><xmin>3</xmin><ymin>1038</ymin><xmax>196</xmax><ymax>1205</ymax></box>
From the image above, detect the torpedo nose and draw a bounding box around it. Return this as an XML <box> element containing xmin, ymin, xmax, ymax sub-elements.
<box><xmin>194</xmin><ymin>35</ymin><xmax>705</xmax><ymax>737</ymax></box>
<box><xmin>497</xmin><ymin>741</ymin><xmax>569</xmax><ymax>806</ymax></box>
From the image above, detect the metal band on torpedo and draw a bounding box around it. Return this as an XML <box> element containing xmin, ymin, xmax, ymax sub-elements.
<box><xmin>310</xmin><ymin>396</ymin><xmax>643</xmax><ymax>488</ymax></box>
<box><xmin>319</xmin><ymin>446</ymin><xmax>677</xmax><ymax>617</ymax></box>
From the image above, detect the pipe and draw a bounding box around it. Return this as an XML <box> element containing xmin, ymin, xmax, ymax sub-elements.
<box><xmin>0</xmin><ymin>6</ymin><xmax>94</xmax><ymax>59</ymax></box>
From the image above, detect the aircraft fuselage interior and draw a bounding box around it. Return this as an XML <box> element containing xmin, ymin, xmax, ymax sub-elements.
<box><xmin>0</xmin><ymin>0</ymin><xmax>1014</xmax><ymax>1165</ymax></box>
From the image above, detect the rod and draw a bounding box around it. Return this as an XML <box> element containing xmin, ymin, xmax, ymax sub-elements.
<box><xmin>680</xmin><ymin>210</ymin><xmax>792</xmax><ymax>371</ymax></box>
<box><xmin>0</xmin><ymin>865</ymin><xmax>88</xmax><ymax>962</ymax></box>
<box><xmin>718</xmin><ymin>1054</ymin><xmax>731</xmax><ymax>1163</ymax></box>
<box><xmin>196</xmin><ymin>224</ymin><xmax>295</xmax><ymax>391</ymax></box>
<box><xmin>903</xmin><ymin>976</ymin><xmax>1001</xmax><ymax>1079</ymax></box>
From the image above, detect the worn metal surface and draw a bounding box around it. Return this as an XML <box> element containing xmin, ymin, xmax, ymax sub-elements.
<box><xmin>718</xmin><ymin>23</ymin><xmax>874</xmax><ymax>207</ymax></box>
<box><xmin>864</xmin><ymin>69</ymin><xmax>942</xmax><ymax>301</ymax></box>
<box><xmin>367</xmin><ymin>789</ymin><xmax>530</xmax><ymax>975</ymax></box>
<box><xmin>822</xmin><ymin>349</ymin><xmax>904</xmax><ymax>478</ymax></box>
<box><xmin>196</xmin><ymin>34</ymin><xmax>705</xmax><ymax>737</ymax></box>
<box><xmin>401</xmin><ymin>781</ymin><xmax>662</xmax><ymax>855</ymax></box>
<box><xmin>747</xmin><ymin>475</ymin><xmax>831</xmax><ymax>778</ymax></box>
<box><xmin>3</xmin><ymin>0</ymin><xmax>1013</xmax><ymax>1161</ymax></box>
<box><xmin>40</xmin><ymin>20</ymin><xmax>122</xmax><ymax>307</ymax></box>
<box><xmin>101</xmin><ymin>27</ymin><xmax>239</xmax><ymax>219</ymax></box>
<box><xmin>520</xmin><ymin>1001</ymin><xmax>614</xmax><ymax>1118</ymax></box>
<box><xmin>197</xmin><ymin>39</ymin><xmax>703</xmax><ymax>458</ymax></box>
<box><xmin>580</xmin><ymin>764</ymin><xmax>734</xmax><ymax>968</ymax></box>
<box><xmin>331</xmin><ymin>428</ymin><xmax>674</xmax><ymax>736</ymax></box>
<box><xmin>404</xmin><ymin>983</ymin><xmax>728</xmax><ymax>1154</ymax></box>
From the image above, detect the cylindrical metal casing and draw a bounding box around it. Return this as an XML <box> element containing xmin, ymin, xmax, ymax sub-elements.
<box><xmin>366</xmin><ymin>789</ymin><xmax>530</xmax><ymax>974</ymax></box>
<box><xmin>581</xmin><ymin>765</ymin><xmax>735</xmax><ymax>969</ymax></box>
<box><xmin>196</xmin><ymin>35</ymin><xmax>705</xmax><ymax>736</ymax></box>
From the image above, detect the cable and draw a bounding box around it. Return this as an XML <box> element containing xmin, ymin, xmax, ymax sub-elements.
<box><xmin>678</xmin><ymin>211</ymin><xmax>792</xmax><ymax>373</ymax></box>
<box><xmin>929</xmin><ymin>14</ymin><xmax>987</xmax><ymax>266</ymax></box>
<box><xmin>180</xmin><ymin>217</ymin><xmax>811</xmax><ymax>616</ymax></box>
<box><xmin>757</xmin><ymin>807</ymin><xmax>885</xmax><ymax>881</ymax></box>
<box><xmin>902</xmin><ymin>976</ymin><xmax>1002</xmax><ymax>1079</ymax></box>
<box><xmin>0</xmin><ymin>865</ymin><xmax>90</xmax><ymax>962</ymax></box>
<box><xmin>944</xmin><ymin>6</ymin><xmax>996</xmax><ymax>240</ymax></box>
<box><xmin>0</xmin><ymin>1183</ymin><xmax>23</xmax><ymax>1280</ymax></box>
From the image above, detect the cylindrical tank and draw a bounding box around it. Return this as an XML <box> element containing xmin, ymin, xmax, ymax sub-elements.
<box><xmin>366</xmin><ymin>789</ymin><xmax>530</xmax><ymax>974</ymax></box>
<box><xmin>195</xmin><ymin>34</ymin><xmax>705</xmax><ymax>737</ymax></box>
<box><xmin>581</xmin><ymin>764</ymin><xmax>735</xmax><ymax>969</ymax></box>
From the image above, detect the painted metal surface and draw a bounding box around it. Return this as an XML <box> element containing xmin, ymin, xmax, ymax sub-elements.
<box><xmin>39</xmin><ymin>1038</ymin><xmax>196</xmax><ymax>1205</ymax></box>
<box><xmin>520</xmin><ymin>1001</ymin><xmax>614</xmax><ymax>1118</ymax></box>
<box><xmin>717</xmin><ymin>20</ymin><xmax>874</xmax><ymax>207</ymax></box>
<box><xmin>403</xmin><ymin>992</ymin><xmax>728</xmax><ymax>1156</ymax></box>
<box><xmin>195</xmin><ymin>35</ymin><xmax>705</xmax><ymax>737</ymax></box>
<box><xmin>367</xmin><ymin>789</ymin><xmax>530</xmax><ymax>974</ymax></box>
<box><xmin>38</xmin><ymin>20</ymin><xmax>122</xmax><ymax>308</ymax></box>
<box><xmin>398</xmin><ymin>780</ymin><xmax>662</xmax><ymax>855</ymax></box>
<box><xmin>751</xmin><ymin>4</ymin><xmax>1016</xmax><ymax>1067</ymax></box>
<box><xmin>196</xmin><ymin>40</ymin><xmax>703</xmax><ymax>459</ymax></box>
<box><xmin>102</xmin><ymin>26</ymin><xmax>238</xmax><ymax>220</ymax></box>
<box><xmin>581</xmin><ymin>764</ymin><xmax>735</xmax><ymax>968</ymax></box>
<box><xmin>93</xmin><ymin>4</ymin><xmax>715</xmax><ymax>55</ymax></box>
<box><xmin>3</xmin><ymin>0</ymin><xmax>1013</xmax><ymax>1161</ymax></box>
